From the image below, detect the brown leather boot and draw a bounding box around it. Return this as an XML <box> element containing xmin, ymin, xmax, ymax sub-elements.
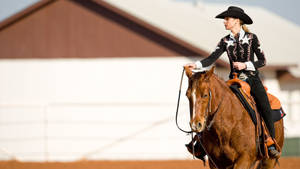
<box><xmin>268</xmin><ymin>145</ymin><xmax>280</xmax><ymax>159</ymax></box>
<box><xmin>185</xmin><ymin>139</ymin><xmax>206</xmax><ymax>161</ymax></box>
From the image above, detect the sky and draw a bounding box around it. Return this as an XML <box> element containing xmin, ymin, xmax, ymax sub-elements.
<box><xmin>0</xmin><ymin>0</ymin><xmax>40</xmax><ymax>21</ymax></box>
<box><xmin>0</xmin><ymin>0</ymin><xmax>299</xmax><ymax>26</ymax></box>
<box><xmin>176</xmin><ymin>0</ymin><xmax>300</xmax><ymax>26</ymax></box>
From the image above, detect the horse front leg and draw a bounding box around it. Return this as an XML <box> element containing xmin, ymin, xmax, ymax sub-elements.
<box><xmin>255</xmin><ymin>158</ymin><xmax>276</xmax><ymax>169</ymax></box>
<box><xmin>233</xmin><ymin>154</ymin><xmax>253</xmax><ymax>169</ymax></box>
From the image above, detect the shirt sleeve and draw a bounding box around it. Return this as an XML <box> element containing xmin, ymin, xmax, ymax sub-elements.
<box><xmin>252</xmin><ymin>34</ymin><xmax>266</xmax><ymax>69</ymax></box>
<box><xmin>200</xmin><ymin>38</ymin><xmax>226</xmax><ymax>67</ymax></box>
<box><xmin>245</xmin><ymin>61</ymin><xmax>256</xmax><ymax>71</ymax></box>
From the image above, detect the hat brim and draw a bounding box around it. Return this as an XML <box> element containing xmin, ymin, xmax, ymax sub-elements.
<box><xmin>215</xmin><ymin>10</ymin><xmax>253</xmax><ymax>24</ymax></box>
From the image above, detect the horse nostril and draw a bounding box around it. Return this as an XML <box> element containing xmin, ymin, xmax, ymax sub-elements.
<box><xmin>197</xmin><ymin>122</ymin><xmax>202</xmax><ymax>129</ymax></box>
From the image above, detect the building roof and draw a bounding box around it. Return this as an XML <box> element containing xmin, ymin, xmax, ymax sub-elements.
<box><xmin>0</xmin><ymin>0</ymin><xmax>228</xmax><ymax>66</ymax></box>
<box><xmin>104</xmin><ymin>0</ymin><xmax>300</xmax><ymax>77</ymax></box>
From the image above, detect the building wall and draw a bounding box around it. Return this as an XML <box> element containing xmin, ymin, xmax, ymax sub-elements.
<box><xmin>0</xmin><ymin>57</ymin><xmax>193</xmax><ymax>161</ymax></box>
<box><xmin>0</xmin><ymin>57</ymin><xmax>299</xmax><ymax>161</ymax></box>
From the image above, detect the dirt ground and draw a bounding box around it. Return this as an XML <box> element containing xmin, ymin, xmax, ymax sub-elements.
<box><xmin>1</xmin><ymin>157</ymin><xmax>300</xmax><ymax>169</ymax></box>
<box><xmin>0</xmin><ymin>158</ymin><xmax>299</xmax><ymax>169</ymax></box>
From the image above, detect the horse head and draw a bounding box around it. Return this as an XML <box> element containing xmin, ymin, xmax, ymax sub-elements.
<box><xmin>184</xmin><ymin>66</ymin><xmax>215</xmax><ymax>133</ymax></box>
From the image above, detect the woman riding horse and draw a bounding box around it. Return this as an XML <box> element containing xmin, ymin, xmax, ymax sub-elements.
<box><xmin>185</xmin><ymin>6</ymin><xmax>280</xmax><ymax>158</ymax></box>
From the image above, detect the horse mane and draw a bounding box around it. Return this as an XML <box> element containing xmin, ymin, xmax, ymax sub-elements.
<box><xmin>210</xmin><ymin>73</ymin><xmax>233</xmax><ymax>94</ymax></box>
<box><xmin>190</xmin><ymin>71</ymin><xmax>233</xmax><ymax>95</ymax></box>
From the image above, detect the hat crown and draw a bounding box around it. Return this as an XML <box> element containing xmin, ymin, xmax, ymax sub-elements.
<box><xmin>215</xmin><ymin>6</ymin><xmax>253</xmax><ymax>24</ymax></box>
<box><xmin>228</xmin><ymin>6</ymin><xmax>244</xmax><ymax>13</ymax></box>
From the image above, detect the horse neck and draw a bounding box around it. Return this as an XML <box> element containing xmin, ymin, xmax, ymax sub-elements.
<box><xmin>209</xmin><ymin>75</ymin><xmax>231</xmax><ymax>110</ymax></box>
<box><xmin>208</xmin><ymin>75</ymin><xmax>246</xmax><ymax>129</ymax></box>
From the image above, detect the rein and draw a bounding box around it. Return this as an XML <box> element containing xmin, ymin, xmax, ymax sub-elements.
<box><xmin>175</xmin><ymin>68</ymin><xmax>193</xmax><ymax>134</ymax></box>
<box><xmin>175</xmin><ymin>68</ymin><xmax>225</xmax><ymax>169</ymax></box>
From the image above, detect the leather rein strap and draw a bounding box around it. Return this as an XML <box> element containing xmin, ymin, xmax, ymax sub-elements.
<box><xmin>175</xmin><ymin>68</ymin><xmax>193</xmax><ymax>134</ymax></box>
<box><xmin>175</xmin><ymin>68</ymin><xmax>221</xmax><ymax>169</ymax></box>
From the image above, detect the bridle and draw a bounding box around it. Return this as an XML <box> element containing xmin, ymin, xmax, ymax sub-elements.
<box><xmin>175</xmin><ymin>68</ymin><xmax>224</xmax><ymax>133</ymax></box>
<box><xmin>175</xmin><ymin>68</ymin><xmax>224</xmax><ymax>169</ymax></box>
<box><xmin>205</xmin><ymin>89</ymin><xmax>224</xmax><ymax>131</ymax></box>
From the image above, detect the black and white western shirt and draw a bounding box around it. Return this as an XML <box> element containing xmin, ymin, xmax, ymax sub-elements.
<box><xmin>196</xmin><ymin>29</ymin><xmax>266</xmax><ymax>76</ymax></box>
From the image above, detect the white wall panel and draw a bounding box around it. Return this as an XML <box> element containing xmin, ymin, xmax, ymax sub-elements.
<box><xmin>0</xmin><ymin>58</ymin><xmax>299</xmax><ymax>161</ymax></box>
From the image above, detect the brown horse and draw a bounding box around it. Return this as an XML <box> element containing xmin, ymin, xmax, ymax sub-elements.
<box><xmin>184</xmin><ymin>66</ymin><xmax>284</xmax><ymax>169</ymax></box>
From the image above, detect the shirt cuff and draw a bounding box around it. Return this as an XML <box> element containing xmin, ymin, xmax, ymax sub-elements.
<box><xmin>195</xmin><ymin>61</ymin><xmax>203</xmax><ymax>69</ymax></box>
<box><xmin>245</xmin><ymin>61</ymin><xmax>256</xmax><ymax>71</ymax></box>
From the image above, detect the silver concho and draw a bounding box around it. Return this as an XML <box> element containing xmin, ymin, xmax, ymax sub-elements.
<box><xmin>238</xmin><ymin>72</ymin><xmax>248</xmax><ymax>81</ymax></box>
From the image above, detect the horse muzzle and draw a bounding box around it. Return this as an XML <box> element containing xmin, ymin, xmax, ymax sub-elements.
<box><xmin>190</xmin><ymin>120</ymin><xmax>205</xmax><ymax>132</ymax></box>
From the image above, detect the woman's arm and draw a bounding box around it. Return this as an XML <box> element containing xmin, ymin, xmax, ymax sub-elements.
<box><xmin>186</xmin><ymin>38</ymin><xmax>226</xmax><ymax>69</ymax></box>
<box><xmin>252</xmin><ymin>34</ymin><xmax>266</xmax><ymax>69</ymax></box>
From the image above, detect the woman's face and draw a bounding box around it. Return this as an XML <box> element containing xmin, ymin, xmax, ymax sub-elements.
<box><xmin>223</xmin><ymin>17</ymin><xmax>239</xmax><ymax>30</ymax></box>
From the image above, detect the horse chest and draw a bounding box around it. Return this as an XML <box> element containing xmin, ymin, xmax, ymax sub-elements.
<box><xmin>202</xmin><ymin>132</ymin><xmax>236</xmax><ymax>163</ymax></box>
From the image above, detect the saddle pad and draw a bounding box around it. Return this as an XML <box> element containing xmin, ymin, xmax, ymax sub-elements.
<box><xmin>230</xmin><ymin>84</ymin><xmax>257</xmax><ymax>125</ymax></box>
<box><xmin>230</xmin><ymin>85</ymin><xmax>285</xmax><ymax>125</ymax></box>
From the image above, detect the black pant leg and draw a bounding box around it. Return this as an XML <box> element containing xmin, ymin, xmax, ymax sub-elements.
<box><xmin>247</xmin><ymin>75</ymin><xmax>275</xmax><ymax>138</ymax></box>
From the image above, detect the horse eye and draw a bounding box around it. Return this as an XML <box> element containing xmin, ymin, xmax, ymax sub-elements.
<box><xmin>202</xmin><ymin>94</ymin><xmax>208</xmax><ymax>98</ymax></box>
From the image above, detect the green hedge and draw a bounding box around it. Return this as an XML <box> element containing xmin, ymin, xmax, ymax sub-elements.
<box><xmin>282</xmin><ymin>137</ymin><xmax>300</xmax><ymax>156</ymax></box>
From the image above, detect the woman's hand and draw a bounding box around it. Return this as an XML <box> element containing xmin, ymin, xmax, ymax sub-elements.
<box><xmin>184</xmin><ymin>63</ymin><xmax>197</xmax><ymax>69</ymax></box>
<box><xmin>233</xmin><ymin>62</ymin><xmax>246</xmax><ymax>70</ymax></box>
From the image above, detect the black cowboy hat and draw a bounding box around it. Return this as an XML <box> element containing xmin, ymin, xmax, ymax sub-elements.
<box><xmin>215</xmin><ymin>6</ymin><xmax>253</xmax><ymax>24</ymax></box>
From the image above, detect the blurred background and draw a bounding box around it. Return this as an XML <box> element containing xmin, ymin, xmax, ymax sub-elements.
<box><xmin>0</xmin><ymin>0</ymin><xmax>299</xmax><ymax>167</ymax></box>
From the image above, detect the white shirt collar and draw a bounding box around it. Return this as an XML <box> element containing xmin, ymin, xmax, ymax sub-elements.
<box><xmin>229</xmin><ymin>28</ymin><xmax>245</xmax><ymax>42</ymax></box>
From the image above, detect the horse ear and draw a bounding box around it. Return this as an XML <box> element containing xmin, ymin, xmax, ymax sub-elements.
<box><xmin>204</xmin><ymin>66</ymin><xmax>215</xmax><ymax>80</ymax></box>
<box><xmin>184</xmin><ymin>66</ymin><xmax>193</xmax><ymax>78</ymax></box>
